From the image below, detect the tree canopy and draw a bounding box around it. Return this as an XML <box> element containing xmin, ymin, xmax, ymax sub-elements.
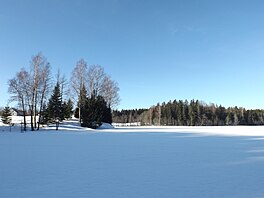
<box><xmin>113</xmin><ymin>99</ymin><xmax>264</xmax><ymax>126</ymax></box>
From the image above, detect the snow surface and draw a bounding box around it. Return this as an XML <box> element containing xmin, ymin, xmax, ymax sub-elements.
<box><xmin>1</xmin><ymin>121</ymin><xmax>264</xmax><ymax>197</ymax></box>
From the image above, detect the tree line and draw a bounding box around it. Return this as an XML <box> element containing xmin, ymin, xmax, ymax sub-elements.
<box><xmin>7</xmin><ymin>52</ymin><xmax>120</xmax><ymax>131</ymax></box>
<box><xmin>113</xmin><ymin>99</ymin><xmax>264</xmax><ymax>126</ymax></box>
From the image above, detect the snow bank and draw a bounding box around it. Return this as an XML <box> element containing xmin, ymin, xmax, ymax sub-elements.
<box><xmin>98</xmin><ymin>122</ymin><xmax>114</xmax><ymax>129</ymax></box>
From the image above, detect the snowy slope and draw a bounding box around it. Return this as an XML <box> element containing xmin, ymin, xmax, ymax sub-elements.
<box><xmin>1</xmin><ymin>123</ymin><xmax>264</xmax><ymax>197</ymax></box>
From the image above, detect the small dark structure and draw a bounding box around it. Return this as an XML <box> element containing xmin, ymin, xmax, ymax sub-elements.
<box><xmin>55</xmin><ymin>118</ymin><xmax>59</xmax><ymax>130</ymax></box>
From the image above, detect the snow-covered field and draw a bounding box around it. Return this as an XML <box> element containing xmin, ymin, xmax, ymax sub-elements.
<box><xmin>1</xmin><ymin>120</ymin><xmax>264</xmax><ymax>197</ymax></box>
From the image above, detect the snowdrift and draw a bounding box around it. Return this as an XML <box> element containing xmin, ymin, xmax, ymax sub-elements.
<box><xmin>98</xmin><ymin>122</ymin><xmax>114</xmax><ymax>129</ymax></box>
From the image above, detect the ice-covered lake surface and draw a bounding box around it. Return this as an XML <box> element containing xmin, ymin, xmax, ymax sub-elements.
<box><xmin>1</xmin><ymin>122</ymin><xmax>264</xmax><ymax>198</ymax></box>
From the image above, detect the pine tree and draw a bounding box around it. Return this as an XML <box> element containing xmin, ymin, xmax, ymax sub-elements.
<box><xmin>1</xmin><ymin>106</ymin><xmax>12</xmax><ymax>124</ymax></box>
<box><xmin>47</xmin><ymin>82</ymin><xmax>63</xmax><ymax>122</ymax></box>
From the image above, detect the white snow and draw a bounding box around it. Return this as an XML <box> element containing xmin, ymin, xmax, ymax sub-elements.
<box><xmin>1</xmin><ymin>120</ymin><xmax>264</xmax><ymax>197</ymax></box>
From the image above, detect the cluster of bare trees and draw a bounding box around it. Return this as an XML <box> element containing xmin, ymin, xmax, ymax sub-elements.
<box><xmin>8</xmin><ymin>53</ymin><xmax>120</xmax><ymax>131</ymax></box>
<box><xmin>8</xmin><ymin>53</ymin><xmax>51</xmax><ymax>131</ymax></box>
<box><xmin>71</xmin><ymin>59</ymin><xmax>120</xmax><ymax>120</ymax></box>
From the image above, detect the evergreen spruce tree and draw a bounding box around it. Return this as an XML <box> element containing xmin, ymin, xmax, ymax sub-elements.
<box><xmin>74</xmin><ymin>107</ymin><xmax>79</xmax><ymax>119</ymax></box>
<box><xmin>1</xmin><ymin>106</ymin><xmax>12</xmax><ymax>124</ymax></box>
<box><xmin>63</xmin><ymin>99</ymin><xmax>74</xmax><ymax>120</ymax></box>
<box><xmin>47</xmin><ymin>82</ymin><xmax>63</xmax><ymax>122</ymax></box>
<box><xmin>81</xmin><ymin>93</ymin><xmax>112</xmax><ymax>128</ymax></box>
<box><xmin>41</xmin><ymin>103</ymin><xmax>49</xmax><ymax>124</ymax></box>
<box><xmin>62</xmin><ymin>101</ymin><xmax>67</xmax><ymax>120</ymax></box>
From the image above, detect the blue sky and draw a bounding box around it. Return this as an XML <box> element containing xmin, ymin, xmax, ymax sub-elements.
<box><xmin>1</xmin><ymin>0</ymin><xmax>264</xmax><ymax>110</ymax></box>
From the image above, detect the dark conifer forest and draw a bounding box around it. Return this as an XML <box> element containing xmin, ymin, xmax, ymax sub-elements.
<box><xmin>113</xmin><ymin>99</ymin><xmax>264</xmax><ymax>126</ymax></box>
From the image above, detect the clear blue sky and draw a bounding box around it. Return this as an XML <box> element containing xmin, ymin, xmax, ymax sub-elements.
<box><xmin>1</xmin><ymin>0</ymin><xmax>264</xmax><ymax>110</ymax></box>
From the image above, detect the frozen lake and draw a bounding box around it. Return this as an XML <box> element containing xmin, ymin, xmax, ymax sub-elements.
<box><xmin>1</xmin><ymin>126</ymin><xmax>264</xmax><ymax>197</ymax></box>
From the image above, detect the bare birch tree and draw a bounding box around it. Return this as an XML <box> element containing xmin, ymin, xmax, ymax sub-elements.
<box><xmin>29</xmin><ymin>53</ymin><xmax>51</xmax><ymax>130</ymax></box>
<box><xmin>37</xmin><ymin>63</ymin><xmax>51</xmax><ymax>130</ymax></box>
<box><xmin>56</xmin><ymin>69</ymin><xmax>68</xmax><ymax>102</ymax></box>
<box><xmin>87</xmin><ymin>65</ymin><xmax>120</xmax><ymax>108</ymax></box>
<box><xmin>71</xmin><ymin>59</ymin><xmax>88</xmax><ymax>121</ymax></box>
<box><xmin>30</xmin><ymin>54</ymin><xmax>41</xmax><ymax>129</ymax></box>
<box><xmin>101</xmin><ymin>75</ymin><xmax>120</xmax><ymax>108</ymax></box>
<box><xmin>8</xmin><ymin>68</ymin><xmax>30</xmax><ymax>131</ymax></box>
<box><xmin>87</xmin><ymin>65</ymin><xmax>105</xmax><ymax>97</ymax></box>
